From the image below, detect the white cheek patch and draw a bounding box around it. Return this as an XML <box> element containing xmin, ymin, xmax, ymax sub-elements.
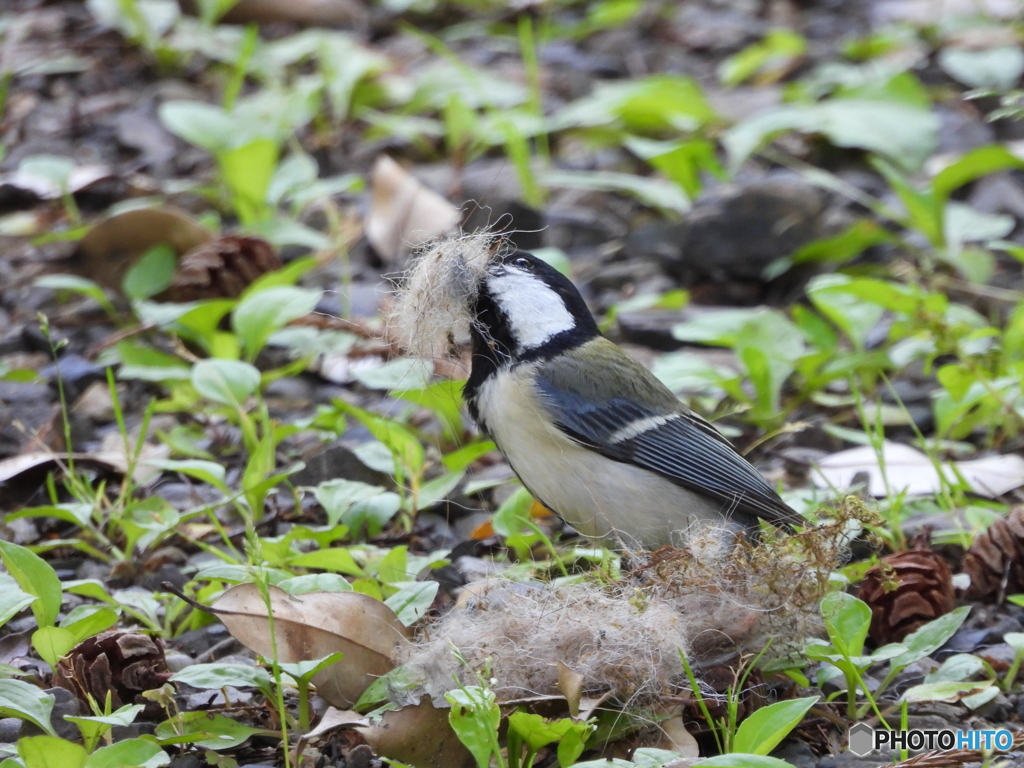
<box><xmin>487</xmin><ymin>267</ymin><xmax>576</xmax><ymax>351</ymax></box>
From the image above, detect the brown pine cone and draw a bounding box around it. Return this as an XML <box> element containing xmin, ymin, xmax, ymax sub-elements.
<box><xmin>52</xmin><ymin>631</ymin><xmax>170</xmax><ymax>718</ymax></box>
<box><xmin>963</xmin><ymin>507</ymin><xmax>1024</xmax><ymax>601</ymax></box>
<box><xmin>857</xmin><ymin>549</ymin><xmax>955</xmax><ymax>645</ymax></box>
<box><xmin>165</xmin><ymin>235</ymin><xmax>281</xmax><ymax>302</ymax></box>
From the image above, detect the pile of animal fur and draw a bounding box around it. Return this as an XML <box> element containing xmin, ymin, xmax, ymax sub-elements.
<box><xmin>387</xmin><ymin>232</ymin><xmax>504</xmax><ymax>362</ymax></box>
<box><xmin>394</xmin><ymin>505</ymin><xmax>871</xmax><ymax>709</ymax></box>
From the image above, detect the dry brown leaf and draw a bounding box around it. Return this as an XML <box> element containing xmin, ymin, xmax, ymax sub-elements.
<box><xmin>655</xmin><ymin>710</ymin><xmax>700</xmax><ymax>758</ymax></box>
<box><xmin>365</xmin><ymin>156</ymin><xmax>460</xmax><ymax>264</ymax></box>
<box><xmin>811</xmin><ymin>441</ymin><xmax>1024</xmax><ymax>498</ymax></box>
<box><xmin>556</xmin><ymin>661</ymin><xmax>584</xmax><ymax>717</ymax></box>
<box><xmin>355</xmin><ymin>698</ymin><xmax>474</xmax><ymax>768</ymax></box>
<box><xmin>218</xmin><ymin>0</ymin><xmax>364</xmax><ymax>24</ymax></box>
<box><xmin>211</xmin><ymin>583</ymin><xmax>411</xmax><ymax>707</ymax></box>
<box><xmin>0</xmin><ymin>445</ymin><xmax>167</xmax><ymax>488</ymax></box>
<box><xmin>76</xmin><ymin>206</ymin><xmax>214</xmax><ymax>290</ymax></box>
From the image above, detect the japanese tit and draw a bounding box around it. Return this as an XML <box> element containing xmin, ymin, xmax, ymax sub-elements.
<box><xmin>463</xmin><ymin>251</ymin><xmax>799</xmax><ymax>549</ymax></box>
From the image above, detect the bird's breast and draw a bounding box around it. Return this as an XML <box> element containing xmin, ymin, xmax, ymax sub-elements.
<box><xmin>472</xmin><ymin>367</ymin><xmax>727</xmax><ymax>547</ymax></box>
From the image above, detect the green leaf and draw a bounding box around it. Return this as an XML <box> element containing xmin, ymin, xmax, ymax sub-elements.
<box><xmin>925</xmin><ymin>654</ymin><xmax>985</xmax><ymax>684</ymax></box>
<box><xmin>356</xmin><ymin>358</ymin><xmax>434</xmax><ymax>392</ymax></box>
<box><xmin>34</xmin><ymin>275</ymin><xmax>116</xmax><ymax>318</ymax></box>
<box><xmin>932</xmin><ymin>145</ymin><xmax>1024</xmax><ymax>205</ymax></box>
<box><xmin>697</xmin><ymin>755</ymin><xmax>799</xmax><ymax>768</ymax></box>
<box><xmin>820</xmin><ymin>592</ymin><xmax>871</xmax><ymax>658</ymax></box>
<box><xmin>507</xmin><ymin>712</ymin><xmax>577</xmax><ymax>752</ymax></box>
<box><xmin>170</xmin><ymin>664</ymin><xmax>272</xmax><ymax>690</ymax></box>
<box><xmin>0</xmin><ymin>588</ymin><xmax>35</xmax><ymax>629</ymax></box>
<box><xmin>333</xmin><ymin>401</ymin><xmax>424</xmax><ymax>476</ymax></box>
<box><xmin>889</xmin><ymin>606</ymin><xmax>970</xmax><ymax>670</ymax></box>
<box><xmin>289</xmin><ymin>548</ymin><xmax>364</xmax><ymax>576</ymax></box>
<box><xmin>279</xmin><ymin>653</ymin><xmax>344</xmax><ymax>684</ymax></box>
<box><xmin>442</xmin><ymin>440</ymin><xmax>496</xmax><ymax>472</ymax></box>
<box><xmin>277</xmin><ymin>573</ymin><xmax>353</xmax><ymax>594</ymax></box>
<box><xmin>719</xmin><ymin>29</ymin><xmax>806</xmax><ymax>86</ymax></box>
<box><xmin>732</xmin><ymin>696</ymin><xmax>817</xmax><ymax>755</ymax></box>
<box><xmin>0</xmin><ymin>542</ymin><xmax>62</xmax><ymax>628</ymax></box>
<box><xmin>67</xmin><ymin>705</ymin><xmax>144</xmax><ymax>752</ymax></box>
<box><xmin>158</xmin><ymin>102</ymin><xmax>236</xmax><ymax>153</ymax></box>
<box><xmin>0</xmin><ymin>680</ymin><xmax>56</xmax><ymax>736</ymax></box>
<box><xmin>191</xmin><ymin>359</ymin><xmax>261</xmax><ymax>407</ymax></box>
<box><xmin>154</xmin><ymin>712</ymin><xmax>262</xmax><ymax>750</ymax></box>
<box><xmin>491</xmin><ymin>487</ymin><xmax>535</xmax><ymax>538</ymax></box>
<box><xmin>18</xmin><ymin>737</ymin><xmax>86</xmax><ymax>768</ymax></box>
<box><xmin>901</xmin><ymin>680</ymin><xmax>995</xmax><ymax>704</ymax></box>
<box><xmin>61</xmin><ymin>606</ymin><xmax>119</xmax><ymax>644</ymax></box>
<box><xmin>723</xmin><ymin>99</ymin><xmax>939</xmax><ymax>172</ymax></box>
<box><xmin>393</xmin><ymin>380</ymin><xmax>465</xmax><ymax>440</ymax></box>
<box><xmin>219</xmin><ymin>138</ymin><xmax>279</xmax><ymax>224</ymax></box>
<box><xmin>445</xmin><ymin>686</ymin><xmax>500</xmax><ymax>768</ymax></box>
<box><xmin>31</xmin><ymin>627</ymin><xmax>76</xmax><ymax>668</ymax></box>
<box><xmin>86</xmin><ymin>740</ymin><xmax>168</xmax><ymax>768</ymax></box>
<box><xmin>232</xmin><ymin>285</ymin><xmax>321</xmax><ymax>361</ymax></box>
<box><xmin>553</xmin><ymin>75</ymin><xmax>717</xmax><ymax>133</ymax></box>
<box><xmin>939</xmin><ymin>46</ymin><xmax>1024</xmax><ymax>91</ymax></box>
<box><xmin>625</xmin><ymin>136</ymin><xmax>724</xmax><ymax>199</ymax></box>
<box><xmin>142</xmin><ymin>459</ymin><xmax>228</xmax><ymax>492</ymax></box>
<box><xmin>384</xmin><ymin>581</ymin><xmax>439</xmax><ymax>626</ymax></box>
<box><xmin>122</xmin><ymin>244</ymin><xmax>177</xmax><ymax>301</ymax></box>
<box><xmin>539</xmin><ymin>169</ymin><xmax>690</xmax><ymax>214</ymax></box>
<box><xmin>412</xmin><ymin>471</ymin><xmax>464</xmax><ymax>512</ymax></box>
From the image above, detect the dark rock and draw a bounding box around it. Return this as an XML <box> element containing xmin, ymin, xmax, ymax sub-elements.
<box><xmin>630</xmin><ymin>178</ymin><xmax>829</xmax><ymax>287</ymax></box>
<box><xmin>617</xmin><ymin>310</ymin><xmax>689</xmax><ymax>351</ymax></box>
<box><xmin>39</xmin><ymin>354</ymin><xmax>106</xmax><ymax>401</ymax></box>
<box><xmin>969</xmin><ymin>172</ymin><xmax>1024</xmax><ymax>220</ymax></box>
<box><xmin>936</xmin><ymin>105</ymin><xmax>996</xmax><ymax>154</ymax></box>
<box><xmin>0</xmin><ymin>717</ymin><xmax>22</xmax><ymax>744</ymax></box>
<box><xmin>290</xmin><ymin>441</ymin><xmax>390</xmax><ymax>488</ymax></box>
<box><xmin>773</xmin><ymin>740</ymin><xmax>817</xmax><ymax>768</ymax></box>
<box><xmin>19</xmin><ymin>687</ymin><xmax>79</xmax><ymax>740</ymax></box>
<box><xmin>168</xmin><ymin>754</ymin><xmax>202</xmax><ymax>768</ymax></box>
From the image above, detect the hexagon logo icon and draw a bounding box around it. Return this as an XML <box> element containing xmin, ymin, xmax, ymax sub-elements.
<box><xmin>848</xmin><ymin>723</ymin><xmax>874</xmax><ymax>756</ymax></box>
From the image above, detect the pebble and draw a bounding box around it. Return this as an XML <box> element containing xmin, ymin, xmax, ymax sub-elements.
<box><xmin>19</xmin><ymin>687</ymin><xmax>79</xmax><ymax>741</ymax></box>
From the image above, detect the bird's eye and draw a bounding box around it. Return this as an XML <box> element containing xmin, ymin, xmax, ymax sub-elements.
<box><xmin>512</xmin><ymin>256</ymin><xmax>533</xmax><ymax>271</ymax></box>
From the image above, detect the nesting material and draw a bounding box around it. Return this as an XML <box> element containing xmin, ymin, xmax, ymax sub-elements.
<box><xmin>388</xmin><ymin>233</ymin><xmax>502</xmax><ymax>362</ymax></box>
<box><xmin>402</xmin><ymin>579</ymin><xmax>688</xmax><ymax>706</ymax></box>
<box><xmin>399</xmin><ymin>506</ymin><xmax>872</xmax><ymax>709</ymax></box>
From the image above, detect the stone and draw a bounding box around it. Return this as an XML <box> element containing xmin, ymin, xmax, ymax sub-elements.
<box><xmin>629</xmin><ymin>178</ymin><xmax>829</xmax><ymax>286</ymax></box>
<box><xmin>19</xmin><ymin>687</ymin><xmax>79</xmax><ymax>740</ymax></box>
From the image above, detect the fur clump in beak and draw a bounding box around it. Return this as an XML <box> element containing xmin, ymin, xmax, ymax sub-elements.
<box><xmin>388</xmin><ymin>233</ymin><xmax>500</xmax><ymax>362</ymax></box>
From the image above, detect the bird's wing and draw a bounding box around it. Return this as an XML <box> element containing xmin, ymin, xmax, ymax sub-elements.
<box><xmin>533</xmin><ymin>353</ymin><xmax>799</xmax><ymax>529</ymax></box>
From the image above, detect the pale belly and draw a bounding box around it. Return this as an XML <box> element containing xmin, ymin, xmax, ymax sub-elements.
<box><xmin>474</xmin><ymin>369</ymin><xmax>729</xmax><ymax>549</ymax></box>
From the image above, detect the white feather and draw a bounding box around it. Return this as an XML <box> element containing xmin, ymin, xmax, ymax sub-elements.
<box><xmin>486</xmin><ymin>266</ymin><xmax>576</xmax><ymax>352</ymax></box>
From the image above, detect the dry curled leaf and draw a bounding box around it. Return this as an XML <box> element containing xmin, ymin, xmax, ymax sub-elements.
<box><xmin>211</xmin><ymin>583</ymin><xmax>410</xmax><ymax>707</ymax></box>
<box><xmin>165</xmin><ymin>235</ymin><xmax>281</xmax><ymax>302</ymax></box>
<box><xmin>812</xmin><ymin>441</ymin><xmax>1024</xmax><ymax>499</ymax></box>
<box><xmin>76</xmin><ymin>206</ymin><xmax>213</xmax><ymax>290</ymax></box>
<box><xmin>365</xmin><ymin>155</ymin><xmax>460</xmax><ymax>265</ymax></box>
<box><xmin>354</xmin><ymin>698</ymin><xmax>474</xmax><ymax>768</ymax></box>
<box><xmin>858</xmin><ymin>549</ymin><xmax>955</xmax><ymax>644</ymax></box>
<box><xmin>963</xmin><ymin>506</ymin><xmax>1024</xmax><ymax>601</ymax></box>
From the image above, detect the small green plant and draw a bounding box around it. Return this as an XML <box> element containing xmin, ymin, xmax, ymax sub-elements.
<box><xmin>805</xmin><ymin>593</ymin><xmax>969</xmax><ymax>720</ymax></box>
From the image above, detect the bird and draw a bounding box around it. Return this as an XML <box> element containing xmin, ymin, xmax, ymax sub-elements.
<box><xmin>462</xmin><ymin>250</ymin><xmax>800</xmax><ymax>549</ymax></box>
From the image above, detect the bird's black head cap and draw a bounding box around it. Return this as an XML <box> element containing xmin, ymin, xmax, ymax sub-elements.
<box><xmin>465</xmin><ymin>251</ymin><xmax>599</xmax><ymax>398</ymax></box>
